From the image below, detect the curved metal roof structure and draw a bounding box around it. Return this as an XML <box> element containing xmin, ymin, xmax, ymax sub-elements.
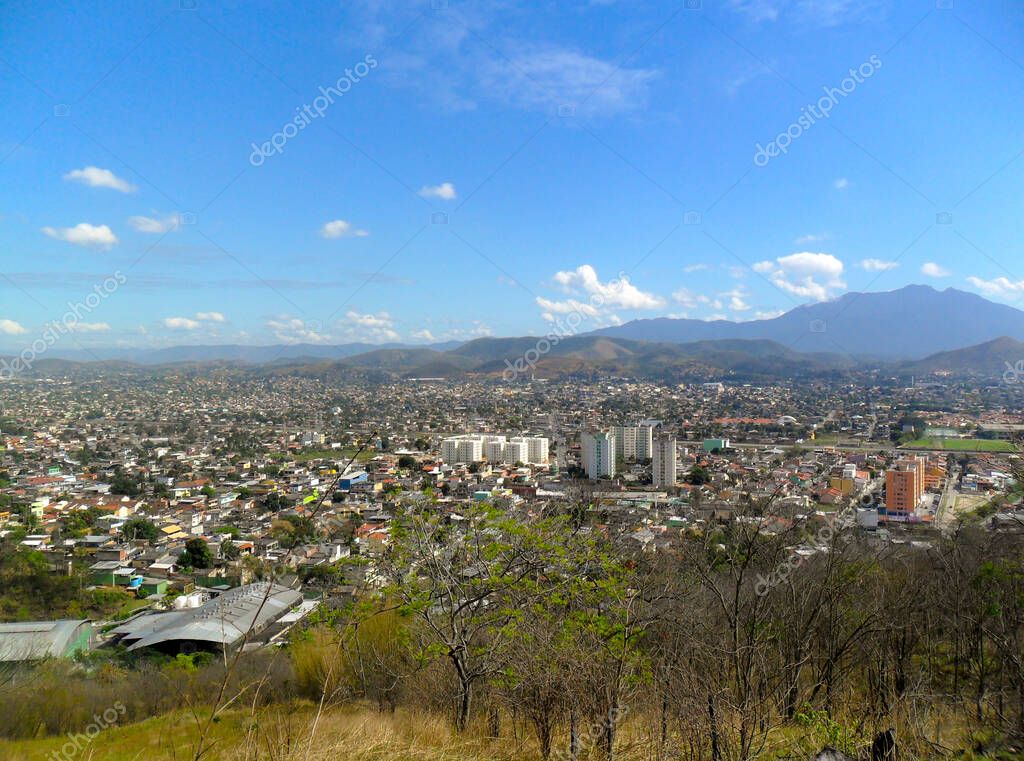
<box><xmin>110</xmin><ymin>583</ymin><xmax>302</xmax><ymax>651</ymax></box>
<box><xmin>0</xmin><ymin>619</ymin><xmax>92</xmax><ymax>661</ymax></box>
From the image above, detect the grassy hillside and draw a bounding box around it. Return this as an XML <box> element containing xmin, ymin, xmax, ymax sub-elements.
<box><xmin>0</xmin><ymin>703</ymin><xmax>601</xmax><ymax>761</ymax></box>
<box><xmin>0</xmin><ymin>701</ymin><xmax>980</xmax><ymax>761</ymax></box>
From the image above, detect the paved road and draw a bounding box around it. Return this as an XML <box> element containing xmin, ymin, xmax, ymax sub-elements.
<box><xmin>691</xmin><ymin>439</ymin><xmax>1012</xmax><ymax>456</ymax></box>
<box><xmin>935</xmin><ymin>467</ymin><xmax>960</xmax><ymax>532</ymax></box>
<box><xmin>681</xmin><ymin>439</ymin><xmax>895</xmax><ymax>453</ymax></box>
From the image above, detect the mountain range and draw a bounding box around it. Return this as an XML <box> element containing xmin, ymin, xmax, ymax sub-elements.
<box><xmin>266</xmin><ymin>334</ymin><xmax>1024</xmax><ymax>383</ymax></box>
<box><xmin>4</xmin><ymin>341</ymin><xmax>463</xmax><ymax>365</ymax></box>
<box><xmin>8</xmin><ymin>334</ymin><xmax>1024</xmax><ymax>385</ymax></box>
<box><xmin>4</xmin><ymin>286</ymin><xmax>1024</xmax><ymax>382</ymax></box>
<box><xmin>590</xmin><ymin>285</ymin><xmax>1024</xmax><ymax>359</ymax></box>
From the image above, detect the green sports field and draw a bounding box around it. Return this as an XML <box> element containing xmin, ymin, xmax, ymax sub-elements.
<box><xmin>901</xmin><ymin>438</ymin><xmax>1018</xmax><ymax>453</ymax></box>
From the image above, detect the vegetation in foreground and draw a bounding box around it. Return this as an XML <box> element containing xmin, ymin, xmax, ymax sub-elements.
<box><xmin>0</xmin><ymin>700</ymin><xmax>1008</xmax><ymax>761</ymax></box>
<box><xmin>1</xmin><ymin>497</ymin><xmax>1022</xmax><ymax>761</ymax></box>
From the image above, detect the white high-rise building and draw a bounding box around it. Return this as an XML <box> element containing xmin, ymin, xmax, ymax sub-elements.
<box><xmin>526</xmin><ymin>436</ymin><xmax>549</xmax><ymax>465</ymax></box>
<box><xmin>611</xmin><ymin>425</ymin><xmax>654</xmax><ymax>461</ymax></box>
<box><xmin>441</xmin><ymin>438</ymin><xmax>461</xmax><ymax>464</ymax></box>
<box><xmin>652</xmin><ymin>433</ymin><xmax>677</xmax><ymax>488</ymax></box>
<box><xmin>485</xmin><ymin>440</ymin><xmax>506</xmax><ymax>463</ymax></box>
<box><xmin>457</xmin><ymin>438</ymin><xmax>482</xmax><ymax>463</ymax></box>
<box><xmin>636</xmin><ymin>424</ymin><xmax>654</xmax><ymax>460</ymax></box>
<box><xmin>581</xmin><ymin>430</ymin><xmax>616</xmax><ymax>479</ymax></box>
<box><xmin>441</xmin><ymin>435</ymin><xmax>488</xmax><ymax>464</ymax></box>
<box><xmin>611</xmin><ymin>426</ymin><xmax>637</xmax><ymax>461</ymax></box>
<box><xmin>504</xmin><ymin>440</ymin><xmax>528</xmax><ymax>465</ymax></box>
<box><xmin>442</xmin><ymin>434</ymin><xmax>549</xmax><ymax>465</ymax></box>
<box><xmin>511</xmin><ymin>436</ymin><xmax>549</xmax><ymax>464</ymax></box>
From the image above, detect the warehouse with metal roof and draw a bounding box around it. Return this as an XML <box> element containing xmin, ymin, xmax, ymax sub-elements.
<box><xmin>108</xmin><ymin>583</ymin><xmax>302</xmax><ymax>653</ymax></box>
<box><xmin>0</xmin><ymin>619</ymin><xmax>93</xmax><ymax>662</ymax></box>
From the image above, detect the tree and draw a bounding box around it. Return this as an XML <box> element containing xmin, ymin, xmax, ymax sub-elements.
<box><xmin>381</xmin><ymin>503</ymin><xmax>572</xmax><ymax>732</ymax></box>
<box><xmin>686</xmin><ymin>465</ymin><xmax>711</xmax><ymax>485</ymax></box>
<box><xmin>178</xmin><ymin>538</ymin><xmax>213</xmax><ymax>569</ymax></box>
<box><xmin>397</xmin><ymin>454</ymin><xmax>417</xmax><ymax>470</ymax></box>
<box><xmin>221</xmin><ymin>539</ymin><xmax>240</xmax><ymax>561</ymax></box>
<box><xmin>271</xmin><ymin>514</ymin><xmax>317</xmax><ymax>548</ymax></box>
<box><xmin>121</xmin><ymin>518</ymin><xmax>159</xmax><ymax>544</ymax></box>
<box><xmin>498</xmin><ymin>525</ymin><xmax>644</xmax><ymax>761</ymax></box>
<box><xmin>110</xmin><ymin>472</ymin><xmax>141</xmax><ymax>497</ymax></box>
<box><xmin>261</xmin><ymin>492</ymin><xmax>292</xmax><ymax>512</ymax></box>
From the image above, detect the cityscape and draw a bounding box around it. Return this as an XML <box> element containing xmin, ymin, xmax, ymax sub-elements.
<box><xmin>2</xmin><ymin>1</ymin><xmax>1024</xmax><ymax>760</ymax></box>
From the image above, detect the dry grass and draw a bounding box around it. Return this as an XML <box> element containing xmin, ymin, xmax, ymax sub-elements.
<box><xmin>0</xmin><ymin>702</ymin><xmax>544</xmax><ymax>761</ymax></box>
<box><xmin>0</xmin><ymin>696</ymin><xmax>985</xmax><ymax>761</ymax></box>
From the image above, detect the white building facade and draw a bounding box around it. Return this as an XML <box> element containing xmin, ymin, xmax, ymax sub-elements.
<box><xmin>441</xmin><ymin>434</ymin><xmax>549</xmax><ymax>465</ymax></box>
<box><xmin>581</xmin><ymin>430</ymin><xmax>616</xmax><ymax>479</ymax></box>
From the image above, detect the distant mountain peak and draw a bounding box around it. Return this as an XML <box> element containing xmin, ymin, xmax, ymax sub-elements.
<box><xmin>589</xmin><ymin>285</ymin><xmax>1024</xmax><ymax>359</ymax></box>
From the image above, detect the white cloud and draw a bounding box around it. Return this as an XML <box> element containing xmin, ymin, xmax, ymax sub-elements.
<box><xmin>833</xmin><ymin>177</ymin><xmax>850</xmax><ymax>190</ymax></box>
<box><xmin>670</xmin><ymin>287</ymin><xmax>743</xmax><ymax>315</ymax></box>
<box><xmin>552</xmin><ymin>264</ymin><xmax>664</xmax><ymax>310</ymax></box>
<box><xmin>342</xmin><ymin>310</ymin><xmax>400</xmax><ymax>342</ymax></box>
<box><xmin>967</xmin><ymin>275</ymin><xmax>1024</xmax><ymax>298</ymax></box>
<box><xmin>729</xmin><ymin>0</ymin><xmax>783</xmax><ymax>22</ymax></box>
<box><xmin>672</xmin><ymin>288</ymin><xmax>711</xmax><ymax>310</ymax></box>
<box><xmin>195</xmin><ymin>311</ymin><xmax>226</xmax><ymax>323</ymax></box>
<box><xmin>860</xmin><ymin>258</ymin><xmax>899</xmax><ymax>272</ymax></box>
<box><xmin>921</xmin><ymin>262</ymin><xmax>950</xmax><ymax>278</ymax></box>
<box><xmin>483</xmin><ymin>47</ymin><xmax>656</xmax><ymax>116</ymax></box>
<box><xmin>796</xmin><ymin>232</ymin><xmax>831</xmax><ymax>245</ymax></box>
<box><xmin>410</xmin><ymin>328</ymin><xmax>437</xmax><ymax>342</ymax></box>
<box><xmin>163</xmin><ymin>317</ymin><xmax>200</xmax><ymax>330</ymax></box>
<box><xmin>352</xmin><ymin>2</ymin><xmax>659</xmax><ymax>118</ymax></box>
<box><xmin>536</xmin><ymin>297</ymin><xmax>601</xmax><ymax>319</ymax></box>
<box><xmin>721</xmin><ymin>287</ymin><xmax>752</xmax><ymax>312</ymax></box>
<box><xmin>128</xmin><ymin>214</ymin><xmax>181</xmax><ymax>234</ymax></box>
<box><xmin>418</xmin><ymin>182</ymin><xmax>457</xmax><ymax>201</ymax></box>
<box><xmin>66</xmin><ymin>322</ymin><xmax>111</xmax><ymax>333</ymax></box>
<box><xmin>267</xmin><ymin>316</ymin><xmax>330</xmax><ymax>344</ymax></box>
<box><xmin>753</xmin><ymin>309</ymin><xmax>786</xmax><ymax>320</ymax></box>
<box><xmin>0</xmin><ymin>319</ymin><xmax>27</xmax><ymax>335</ymax></box>
<box><xmin>63</xmin><ymin>166</ymin><xmax>136</xmax><ymax>193</ymax></box>
<box><xmin>724</xmin><ymin>59</ymin><xmax>774</xmax><ymax>97</ymax></box>
<box><xmin>683</xmin><ymin>263</ymin><xmax>709</xmax><ymax>273</ymax></box>
<box><xmin>42</xmin><ymin>223</ymin><xmax>118</xmax><ymax>249</ymax></box>
<box><xmin>754</xmin><ymin>251</ymin><xmax>846</xmax><ymax>301</ymax></box>
<box><xmin>320</xmin><ymin>219</ymin><xmax>369</xmax><ymax>239</ymax></box>
<box><xmin>730</xmin><ymin>0</ymin><xmax>882</xmax><ymax>27</ymax></box>
<box><xmin>440</xmin><ymin>322</ymin><xmax>493</xmax><ymax>340</ymax></box>
<box><xmin>345</xmin><ymin>310</ymin><xmax>392</xmax><ymax>328</ymax></box>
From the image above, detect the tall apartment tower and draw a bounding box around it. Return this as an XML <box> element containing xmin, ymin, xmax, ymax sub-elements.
<box><xmin>510</xmin><ymin>436</ymin><xmax>549</xmax><ymax>465</ymax></box>
<box><xmin>527</xmin><ymin>437</ymin><xmax>549</xmax><ymax>465</ymax></box>
<box><xmin>652</xmin><ymin>433</ymin><xmax>677</xmax><ymax>488</ymax></box>
<box><xmin>611</xmin><ymin>426</ymin><xmax>637</xmax><ymax>461</ymax></box>
<box><xmin>504</xmin><ymin>440</ymin><xmax>528</xmax><ymax>465</ymax></box>
<box><xmin>581</xmin><ymin>430</ymin><xmax>616</xmax><ymax>479</ymax></box>
<box><xmin>885</xmin><ymin>457</ymin><xmax>924</xmax><ymax>512</ymax></box>
<box><xmin>636</xmin><ymin>424</ymin><xmax>654</xmax><ymax>460</ymax></box>
<box><xmin>611</xmin><ymin>425</ymin><xmax>654</xmax><ymax>461</ymax></box>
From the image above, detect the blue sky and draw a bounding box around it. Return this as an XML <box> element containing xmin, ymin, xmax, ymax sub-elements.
<box><xmin>2</xmin><ymin>0</ymin><xmax>1024</xmax><ymax>349</ymax></box>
